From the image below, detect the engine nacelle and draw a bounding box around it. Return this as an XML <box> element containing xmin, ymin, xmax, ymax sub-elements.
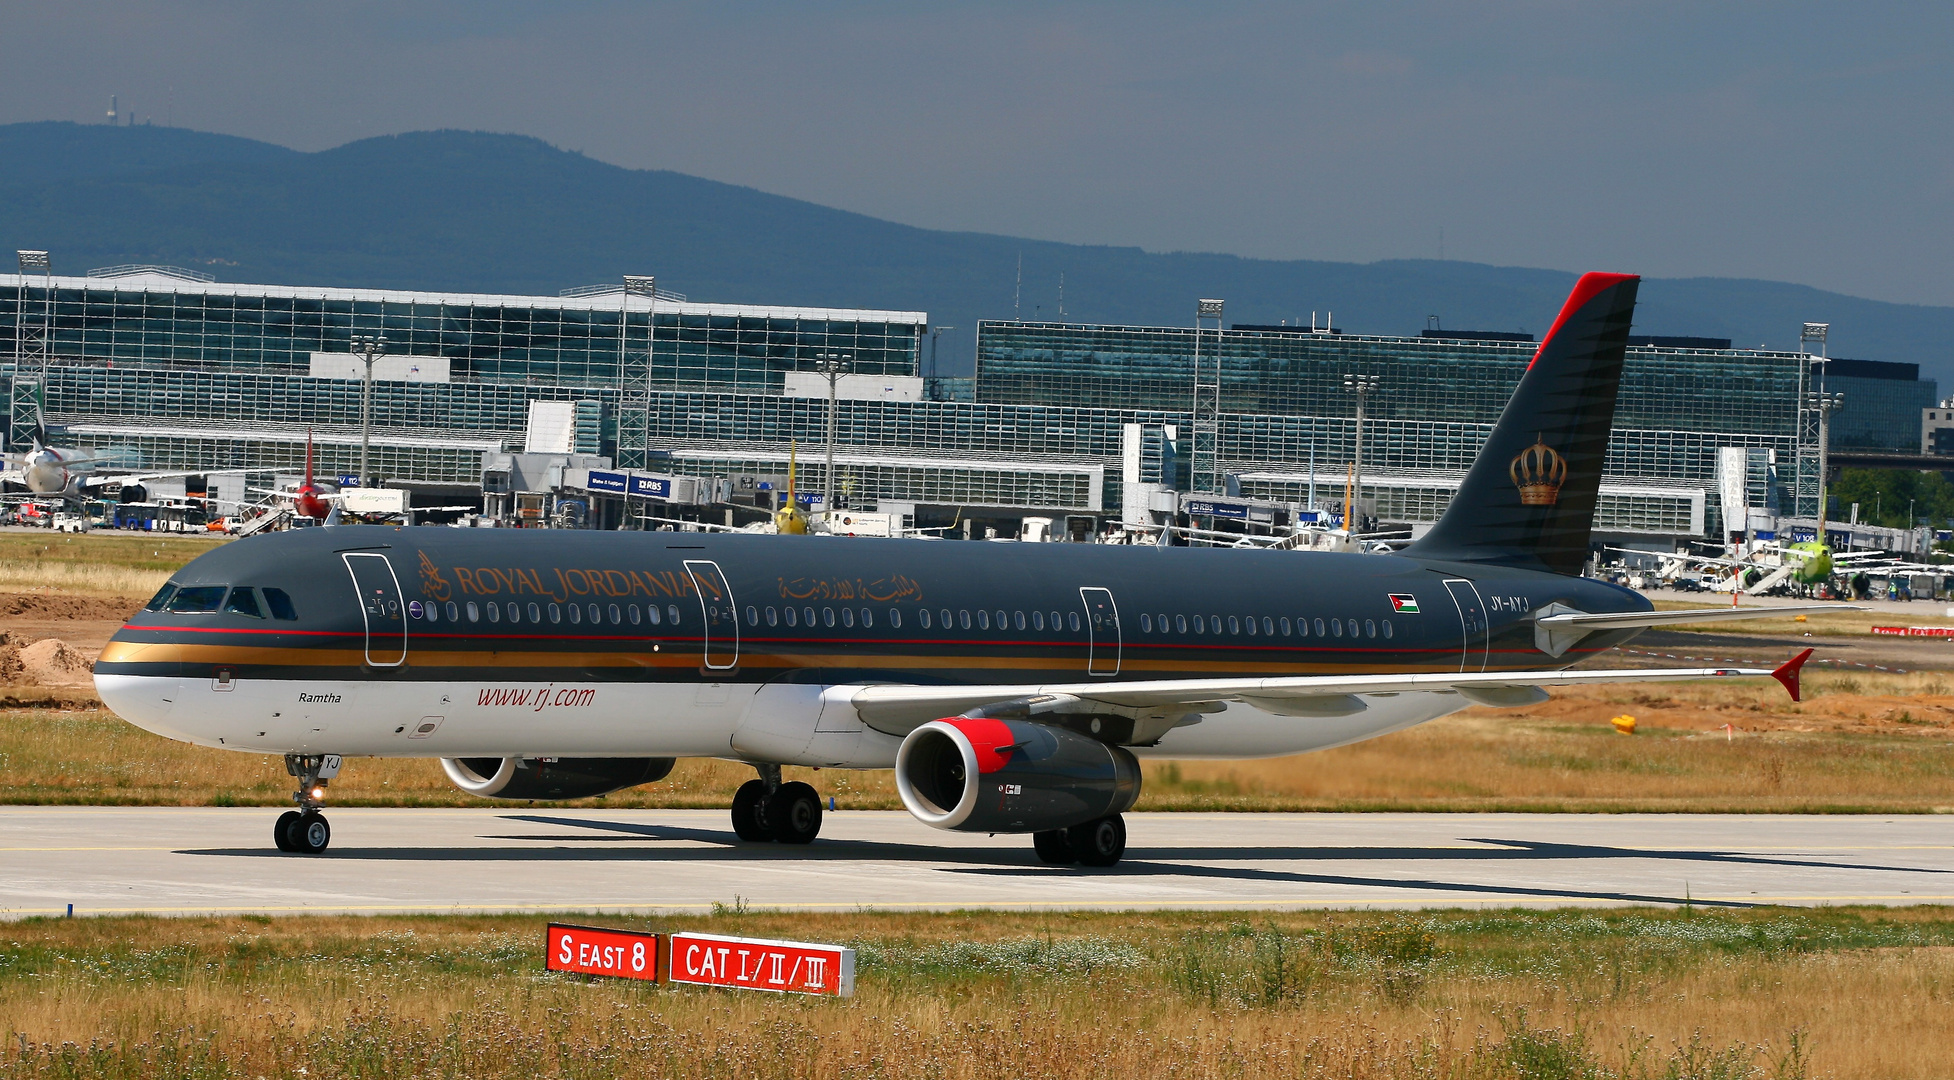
<box><xmin>440</xmin><ymin>756</ymin><xmax>675</xmax><ymax>801</ymax></box>
<box><xmin>895</xmin><ymin>718</ymin><xmax>1140</xmax><ymax>833</ymax></box>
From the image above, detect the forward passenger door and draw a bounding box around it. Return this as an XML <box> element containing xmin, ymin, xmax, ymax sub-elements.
<box><xmin>1079</xmin><ymin>587</ymin><xmax>1121</xmax><ymax>676</ymax></box>
<box><xmin>341</xmin><ymin>552</ymin><xmax>406</xmax><ymax>667</ymax></box>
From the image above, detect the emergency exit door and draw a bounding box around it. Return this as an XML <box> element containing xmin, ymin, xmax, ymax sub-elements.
<box><xmin>1079</xmin><ymin>587</ymin><xmax>1121</xmax><ymax>676</ymax></box>
<box><xmin>1443</xmin><ymin>578</ymin><xmax>1489</xmax><ymax>674</ymax></box>
<box><xmin>341</xmin><ymin>552</ymin><xmax>406</xmax><ymax>667</ymax></box>
<box><xmin>684</xmin><ymin>560</ymin><xmax>739</xmax><ymax>670</ymax></box>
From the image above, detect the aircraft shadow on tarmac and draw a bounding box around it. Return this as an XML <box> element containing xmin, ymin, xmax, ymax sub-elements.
<box><xmin>179</xmin><ymin>815</ymin><xmax>1947</xmax><ymax>907</ymax></box>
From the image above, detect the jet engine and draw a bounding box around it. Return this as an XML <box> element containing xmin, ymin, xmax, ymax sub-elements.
<box><xmin>440</xmin><ymin>756</ymin><xmax>675</xmax><ymax>801</ymax></box>
<box><xmin>894</xmin><ymin>717</ymin><xmax>1140</xmax><ymax>833</ymax></box>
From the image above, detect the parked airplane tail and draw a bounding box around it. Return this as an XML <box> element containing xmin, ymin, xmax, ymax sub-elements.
<box><xmin>1407</xmin><ymin>272</ymin><xmax>1639</xmax><ymax>576</ymax></box>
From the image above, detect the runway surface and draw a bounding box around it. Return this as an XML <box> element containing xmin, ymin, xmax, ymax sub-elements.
<box><xmin>5</xmin><ymin>807</ymin><xmax>1952</xmax><ymax>918</ymax></box>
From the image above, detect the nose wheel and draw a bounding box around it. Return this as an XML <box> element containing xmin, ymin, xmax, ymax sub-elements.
<box><xmin>276</xmin><ymin>753</ymin><xmax>340</xmax><ymax>854</ymax></box>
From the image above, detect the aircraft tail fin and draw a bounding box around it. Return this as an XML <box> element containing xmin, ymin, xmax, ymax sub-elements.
<box><xmin>1406</xmin><ymin>272</ymin><xmax>1640</xmax><ymax>576</ymax></box>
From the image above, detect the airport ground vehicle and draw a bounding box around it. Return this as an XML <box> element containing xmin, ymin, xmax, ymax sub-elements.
<box><xmin>95</xmin><ymin>274</ymin><xmax>1825</xmax><ymax>865</ymax></box>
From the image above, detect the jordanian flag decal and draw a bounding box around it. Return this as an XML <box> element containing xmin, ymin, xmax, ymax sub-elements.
<box><xmin>1389</xmin><ymin>594</ymin><xmax>1420</xmax><ymax>613</ymax></box>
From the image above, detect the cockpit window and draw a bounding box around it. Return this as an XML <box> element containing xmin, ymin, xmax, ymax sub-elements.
<box><xmin>262</xmin><ymin>588</ymin><xmax>300</xmax><ymax>621</ymax></box>
<box><xmin>224</xmin><ymin>588</ymin><xmax>264</xmax><ymax>618</ymax></box>
<box><xmin>166</xmin><ymin>586</ymin><xmax>228</xmax><ymax>613</ymax></box>
<box><xmin>145</xmin><ymin>583</ymin><xmax>179</xmax><ymax>611</ymax></box>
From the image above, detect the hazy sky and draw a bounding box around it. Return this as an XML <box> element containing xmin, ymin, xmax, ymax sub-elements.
<box><xmin>5</xmin><ymin>1</ymin><xmax>1949</xmax><ymax>306</ymax></box>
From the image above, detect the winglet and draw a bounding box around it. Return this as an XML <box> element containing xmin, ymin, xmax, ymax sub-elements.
<box><xmin>1772</xmin><ymin>648</ymin><xmax>1813</xmax><ymax>702</ymax></box>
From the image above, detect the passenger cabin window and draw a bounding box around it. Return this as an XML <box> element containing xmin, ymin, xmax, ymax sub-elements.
<box><xmin>889</xmin><ymin>609</ymin><xmax>901</xmax><ymax>629</ymax></box>
<box><xmin>467</xmin><ymin>601</ymin><xmax>481</xmax><ymax>622</ymax></box>
<box><xmin>444</xmin><ymin>601</ymin><xmax>459</xmax><ymax>622</ymax></box>
<box><xmin>667</xmin><ymin>604</ymin><xmax>681</xmax><ymax>625</ymax></box>
<box><xmin>1263</xmin><ymin>617</ymin><xmax>1275</xmax><ymax>636</ymax></box>
<box><xmin>568</xmin><ymin>604</ymin><xmax>582</xmax><ymax>625</ymax></box>
<box><xmin>223</xmin><ymin>588</ymin><xmax>264</xmax><ymax>618</ymax></box>
<box><xmin>1280</xmin><ymin>617</ymin><xmax>1292</xmax><ymax>636</ymax></box>
<box><xmin>610</xmin><ymin>604</ymin><xmax>622</xmax><ymax>625</ymax></box>
<box><xmin>976</xmin><ymin>610</ymin><xmax>989</xmax><ymax>630</ymax></box>
<box><xmin>1032</xmin><ymin>611</ymin><xmax>1045</xmax><ymax>631</ymax></box>
<box><xmin>747</xmin><ymin>606</ymin><xmax>759</xmax><ymax>627</ymax></box>
<box><xmin>765</xmin><ymin>606</ymin><xmax>778</xmax><ymax>627</ymax></box>
<box><xmin>264</xmin><ymin>588</ymin><xmax>300</xmax><ymax>621</ymax></box>
<box><xmin>145</xmin><ymin>583</ymin><xmax>178</xmax><ymax>611</ymax></box>
<box><xmin>1382</xmin><ymin>621</ymin><xmax>1393</xmax><ymax>639</ymax></box>
<box><xmin>784</xmin><ymin>606</ymin><xmax>798</xmax><ymax>628</ymax></box>
<box><xmin>167</xmin><ymin>586</ymin><xmax>227</xmax><ymax>613</ymax></box>
<box><xmin>861</xmin><ymin>608</ymin><xmax>874</xmax><ymax>628</ymax></box>
<box><xmin>1068</xmin><ymin>612</ymin><xmax>1082</xmax><ymax>632</ymax></box>
<box><xmin>918</xmin><ymin>608</ymin><xmax>932</xmax><ymax>629</ymax></box>
<box><xmin>588</xmin><ymin>603</ymin><xmax>601</xmax><ymax>625</ymax></box>
<box><xmin>1139</xmin><ymin>614</ymin><xmax>1152</xmax><ymax>633</ymax></box>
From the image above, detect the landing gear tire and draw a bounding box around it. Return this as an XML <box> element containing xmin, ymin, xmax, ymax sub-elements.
<box><xmin>767</xmin><ymin>781</ymin><xmax>823</xmax><ymax>844</ymax></box>
<box><xmin>1033</xmin><ymin>829</ymin><xmax>1076</xmax><ymax>865</ymax></box>
<box><xmin>274</xmin><ymin>810</ymin><xmax>301</xmax><ymax>853</ymax></box>
<box><xmin>731</xmin><ymin>779</ymin><xmax>773</xmax><ymax>841</ymax></box>
<box><xmin>289</xmin><ymin>811</ymin><xmax>331</xmax><ymax>854</ymax></box>
<box><xmin>1066</xmin><ymin>814</ymin><xmax>1125</xmax><ymax>868</ymax></box>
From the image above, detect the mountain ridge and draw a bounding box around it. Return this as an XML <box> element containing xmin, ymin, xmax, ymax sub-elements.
<box><xmin>1</xmin><ymin>121</ymin><xmax>1948</xmax><ymax>384</ymax></box>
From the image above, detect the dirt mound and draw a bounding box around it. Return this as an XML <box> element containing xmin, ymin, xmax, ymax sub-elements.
<box><xmin>19</xmin><ymin>638</ymin><xmax>93</xmax><ymax>685</ymax></box>
<box><xmin>0</xmin><ymin>593</ymin><xmax>142</xmax><ymax>622</ymax></box>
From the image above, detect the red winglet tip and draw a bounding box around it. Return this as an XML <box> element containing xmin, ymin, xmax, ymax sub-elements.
<box><xmin>1772</xmin><ymin>648</ymin><xmax>1814</xmax><ymax>702</ymax></box>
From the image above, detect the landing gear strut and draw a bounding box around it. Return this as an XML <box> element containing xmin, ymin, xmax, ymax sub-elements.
<box><xmin>275</xmin><ymin>754</ymin><xmax>340</xmax><ymax>854</ymax></box>
<box><xmin>1033</xmin><ymin>814</ymin><xmax>1126</xmax><ymax>867</ymax></box>
<box><xmin>731</xmin><ymin>764</ymin><xmax>824</xmax><ymax>845</ymax></box>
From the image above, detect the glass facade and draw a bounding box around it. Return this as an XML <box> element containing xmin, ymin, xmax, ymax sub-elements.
<box><xmin>4</xmin><ymin>269</ymin><xmax>1928</xmax><ymax>539</ymax></box>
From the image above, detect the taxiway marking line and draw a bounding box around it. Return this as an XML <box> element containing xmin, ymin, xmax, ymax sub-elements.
<box><xmin>11</xmin><ymin>895</ymin><xmax>1954</xmax><ymax>917</ymax></box>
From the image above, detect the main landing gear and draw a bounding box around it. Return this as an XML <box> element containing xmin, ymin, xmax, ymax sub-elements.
<box><xmin>274</xmin><ymin>753</ymin><xmax>341</xmax><ymax>854</ymax></box>
<box><xmin>1032</xmin><ymin>815</ymin><xmax>1127</xmax><ymax>868</ymax></box>
<box><xmin>731</xmin><ymin>764</ymin><xmax>824</xmax><ymax>845</ymax></box>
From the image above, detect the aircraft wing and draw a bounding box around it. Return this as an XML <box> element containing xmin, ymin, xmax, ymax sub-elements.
<box><xmin>78</xmin><ymin>469</ymin><xmax>208</xmax><ymax>488</ymax></box>
<box><xmin>849</xmin><ymin>651</ymin><xmax>1814</xmax><ymax>737</ymax></box>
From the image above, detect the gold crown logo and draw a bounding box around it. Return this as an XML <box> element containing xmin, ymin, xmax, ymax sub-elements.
<box><xmin>1509</xmin><ymin>436</ymin><xmax>1567</xmax><ymax>506</ymax></box>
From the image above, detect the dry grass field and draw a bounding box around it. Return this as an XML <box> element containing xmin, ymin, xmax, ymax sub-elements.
<box><xmin>9</xmin><ymin>906</ymin><xmax>1954</xmax><ymax>1078</ymax></box>
<box><xmin>7</xmin><ymin>667</ymin><xmax>1954</xmax><ymax>812</ymax></box>
<box><xmin>0</xmin><ymin>531</ymin><xmax>217</xmax><ymax>598</ymax></box>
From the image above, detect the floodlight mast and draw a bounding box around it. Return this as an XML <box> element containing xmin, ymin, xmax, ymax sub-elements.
<box><xmin>620</xmin><ymin>276</ymin><xmax>657</xmax><ymax>518</ymax></box>
<box><xmin>812</xmin><ymin>353</ymin><xmax>852</xmax><ymax>523</ymax></box>
<box><xmin>12</xmin><ymin>251</ymin><xmax>53</xmax><ymax>452</ymax></box>
<box><xmin>1343</xmin><ymin>373</ymin><xmax>1380</xmax><ymax>531</ymax></box>
<box><xmin>1190</xmin><ymin>299</ymin><xmax>1225</xmax><ymax>500</ymax></box>
<box><xmin>1800</xmin><ymin>322</ymin><xmax>1840</xmax><ymax>540</ymax></box>
<box><xmin>349</xmin><ymin>334</ymin><xmax>388</xmax><ymax>489</ymax></box>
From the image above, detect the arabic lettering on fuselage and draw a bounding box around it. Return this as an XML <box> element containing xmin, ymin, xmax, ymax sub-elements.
<box><xmin>778</xmin><ymin>574</ymin><xmax>924</xmax><ymax>603</ymax></box>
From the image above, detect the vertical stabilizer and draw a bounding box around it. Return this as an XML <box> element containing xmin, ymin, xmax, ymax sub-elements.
<box><xmin>1407</xmin><ymin>272</ymin><xmax>1639</xmax><ymax>575</ymax></box>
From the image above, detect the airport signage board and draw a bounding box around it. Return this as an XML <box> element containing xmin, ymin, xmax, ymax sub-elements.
<box><xmin>586</xmin><ymin>469</ymin><xmax>627</xmax><ymax>494</ymax></box>
<box><xmin>545</xmin><ymin>923</ymin><xmax>661</xmax><ymax>982</ymax></box>
<box><xmin>667</xmin><ymin>931</ymin><xmax>854</xmax><ymax>997</ymax></box>
<box><xmin>629</xmin><ymin>474</ymin><xmax>672</xmax><ymax>499</ymax></box>
<box><xmin>1182</xmin><ymin>499</ymin><xmax>1249</xmax><ymax>520</ymax></box>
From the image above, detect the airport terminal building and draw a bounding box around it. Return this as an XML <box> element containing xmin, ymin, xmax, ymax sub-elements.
<box><xmin>2</xmin><ymin>264</ymin><xmax>1933</xmax><ymax>543</ymax></box>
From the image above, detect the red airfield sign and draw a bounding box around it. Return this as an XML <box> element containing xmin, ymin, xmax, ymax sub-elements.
<box><xmin>668</xmin><ymin>931</ymin><xmax>855</xmax><ymax>997</ymax></box>
<box><xmin>545</xmin><ymin>923</ymin><xmax>661</xmax><ymax>982</ymax></box>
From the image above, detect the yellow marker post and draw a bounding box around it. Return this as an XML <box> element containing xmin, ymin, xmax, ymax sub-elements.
<box><xmin>1610</xmin><ymin>715</ymin><xmax>1637</xmax><ymax>735</ymax></box>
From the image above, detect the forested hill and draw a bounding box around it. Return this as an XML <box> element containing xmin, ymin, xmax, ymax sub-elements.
<box><xmin>2</xmin><ymin>120</ymin><xmax>1950</xmax><ymax>382</ymax></box>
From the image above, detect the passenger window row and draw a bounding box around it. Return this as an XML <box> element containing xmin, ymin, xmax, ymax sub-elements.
<box><xmin>1135</xmin><ymin>612</ymin><xmax>1392</xmax><ymax>640</ymax></box>
<box><xmin>146</xmin><ymin>583</ymin><xmax>299</xmax><ymax>621</ymax></box>
<box><xmin>415</xmin><ymin>599</ymin><xmax>682</xmax><ymax>628</ymax></box>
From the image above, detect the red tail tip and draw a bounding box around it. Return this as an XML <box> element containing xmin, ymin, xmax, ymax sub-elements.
<box><xmin>1771</xmin><ymin>648</ymin><xmax>1814</xmax><ymax>702</ymax></box>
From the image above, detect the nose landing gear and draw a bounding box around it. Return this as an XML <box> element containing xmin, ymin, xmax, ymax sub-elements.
<box><xmin>276</xmin><ymin>753</ymin><xmax>341</xmax><ymax>854</ymax></box>
<box><xmin>730</xmin><ymin>763</ymin><xmax>824</xmax><ymax>845</ymax></box>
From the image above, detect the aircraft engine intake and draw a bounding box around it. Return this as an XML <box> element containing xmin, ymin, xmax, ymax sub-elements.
<box><xmin>440</xmin><ymin>756</ymin><xmax>676</xmax><ymax>801</ymax></box>
<box><xmin>894</xmin><ymin>717</ymin><xmax>1140</xmax><ymax>833</ymax></box>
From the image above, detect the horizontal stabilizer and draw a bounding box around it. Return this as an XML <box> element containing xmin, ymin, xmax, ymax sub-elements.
<box><xmin>1533</xmin><ymin>604</ymin><xmax>1860</xmax><ymax>631</ymax></box>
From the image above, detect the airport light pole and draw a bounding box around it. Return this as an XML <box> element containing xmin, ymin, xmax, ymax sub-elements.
<box><xmin>1342</xmin><ymin>373</ymin><xmax>1379</xmax><ymax>530</ymax></box>
<box><xmin>350</xmin><ymin>334</ymin><xmax>388</xmax><ymax>489</ymax></box>
<box><xmin>812</xmin><ymin>353</ymin><xmax>851</xmax><ymax>521</ymax></box>
<box><xmin>1806</xmin><ymin>388</ymin><xmax>1844</xmax><ymax>539</ymax></box>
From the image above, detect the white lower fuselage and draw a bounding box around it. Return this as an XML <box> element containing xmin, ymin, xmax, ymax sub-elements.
<box><xmin>95</xmin><ymin>673</ymin><xmax>1468</xmax><ymax>766</ymax></box>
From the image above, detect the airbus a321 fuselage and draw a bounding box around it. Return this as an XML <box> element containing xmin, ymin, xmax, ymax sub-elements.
<box><xmin>95</xmin><ymin>274</ymin><xmax>1828</xmax><ymax>865</ymax></box>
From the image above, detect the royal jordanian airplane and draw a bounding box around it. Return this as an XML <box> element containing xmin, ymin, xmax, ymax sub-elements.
<box><xmin>96</xmin><ymin>273</ymin><xmax>1839</xmax><ymax>865</ymax></box>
